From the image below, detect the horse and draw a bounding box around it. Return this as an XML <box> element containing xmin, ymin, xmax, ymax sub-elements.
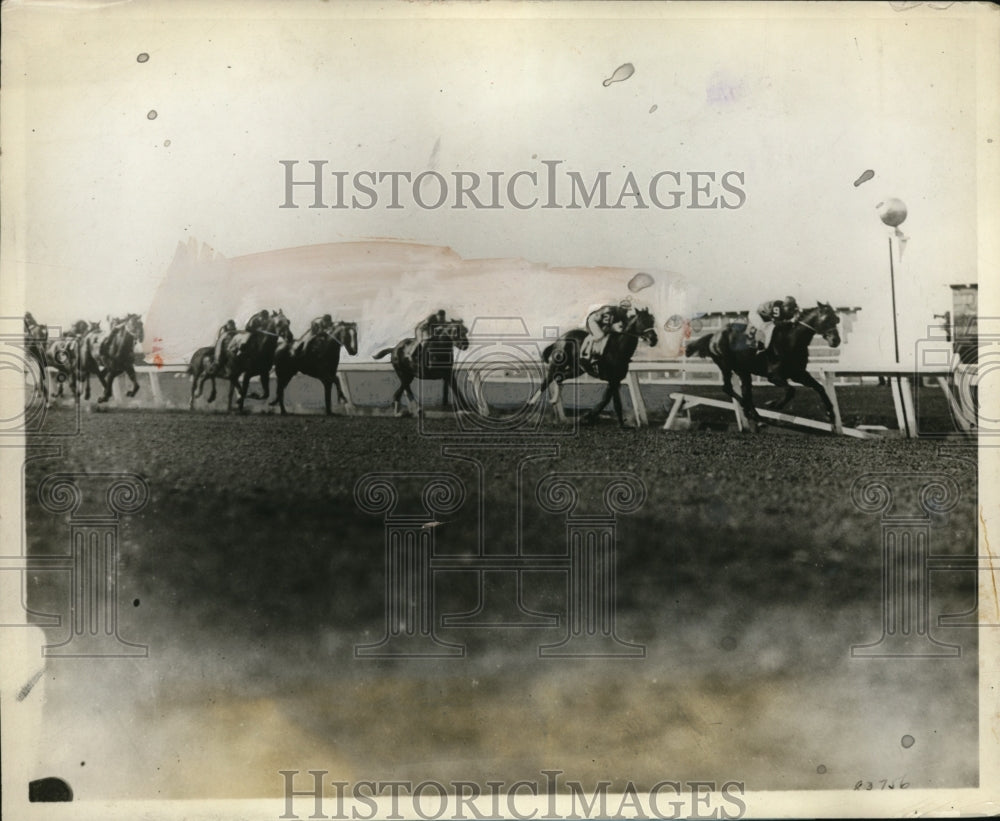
<box><xmin>188</xmin><ymin>346</ymin><xmax>249</xmax><ymax>409</ymax></box>
<box><xmin>684</xmin><ymin>301</ymin><xmax>841</xmax><ymax>429</ymax></box>
<box><xmin>80</xmin><ymin>314</ymin><xmax>144</xmax><ymax>403</ymax></box>
<box><xmin>218</xmin><ymin>309</ymin><xmax>292</xmax><ymax>412</ymax></box>
<box><xmin>23</xmin><ymin>314</ymin><xmax>50</xmax><ymax>403</ymax></box>
<box><xmin>271</xmin><ymin>321</ymin><xmax>359</xmax><ymax>415</ymax></box>
<box><xmin>529</xmin><ymin>307</ymin><xmax>658</xmax><ymax>428</ymax></box>
<box><xmin>46</xmin><ymin>322</ymin><xmax>100</xmax><ymax>399</ymax></box>
<box><xmin>373</xmin><ymin>319</ymin><xmax>470</xmax><ymax>416</ymax></box>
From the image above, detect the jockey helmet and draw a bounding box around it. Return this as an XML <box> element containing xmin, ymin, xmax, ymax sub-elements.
<box><xmin>784</xmin><ymin>296</ymin><xmax>798</xmax><ymax>310</ymax></box>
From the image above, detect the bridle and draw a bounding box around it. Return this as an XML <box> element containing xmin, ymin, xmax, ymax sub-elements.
<box><xmin>617</xmin><ymin>312</ymin><xmax>656</xmax><ymax>342</ymax></box>
<box><xmin>796</xmin><ymin>309</ymin><xmax>839</xmax><ymax>343</ymax></box>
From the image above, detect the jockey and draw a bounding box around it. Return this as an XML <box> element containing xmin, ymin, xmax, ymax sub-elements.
<box><xmin>210</xmin><ymin>319</ymin><xmax>239</xmax><ymax>375</ymax></box>
<box><xmin>580</xmin><ymin>299</ymin><xmax>634</xmax><ymax>362</ymax></box>
<box><xmin>66</xmin><ymin>319</ymin><xmax>91</xmax><ymax>337</ymax></box>
<box><xmin>293</xmin><ymin>314</ymin><xmax>334</xmax><ymax>356</ymax></box>
<box><xmin>245</xmin><ymin>310</ymin><xmax>270</xmax><ymax>332</ymax></box>
<box><xmin>748</xmin><ymin>295</ymin><xmax>798</xmax><ymax>352</ymax></box>
<box><xmin>415</xmin><ymin>309</ymin><xmax>448</xmax><ymax>346</ymax></box>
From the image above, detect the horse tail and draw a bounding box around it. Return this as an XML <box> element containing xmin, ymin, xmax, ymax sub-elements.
<box><xmin>685</xmin><ymin>333</ymin><xmax>713</xmax><ymax>359</ymax></box>
<box><xmin>373</xmin><ymin>348</ymin><xmax>393</xmax><ymax>360</ymax></box>
<box><xmin>542</xmin><ymin>343</ymin><xmax>555</xmax><ymax>363</ymax></box>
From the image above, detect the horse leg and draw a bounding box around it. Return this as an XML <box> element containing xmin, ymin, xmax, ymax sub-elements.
<box><xmin>323</xmin><ymin>380</ymin><xmax>333</xmax><ymax>415</ymax></box>
<box><xmin>719</xmin><ymin>363</ymin><xmax>740</xmax><ymax>401</ymax></box>
<box><xmin>125</xmin><ymin>364</ymin><xmax>140</xmax><ymax>397</ymax></box>
<box><xmin>527</xmin><ymin>372</ymin><xmax>550</xmax><ymax>406</ymax></box>
<box><xmin>404</xmin><ymin>380</ymin><xmax>421</xmax><ymax>416</ymax></box>
<box><xmin>766</xmin><ymin>377</ymin><xmax>795</xmax><ymax>410</ymax></box>
<box><xmin>794</xmin><ymin>370</ymin><xmax>837</xmax><ymax>422</ymax></box>
<box><xmin>611</xmin><ymin>382</ymin><xmax>629</xmax><ymax>428</ymax></box>
<box><xmin>189</xmin><ymin>374</ymin><xmax>198</xmax><ymax>409</ymax></box>
<box><xmin>585</xmin><ymin>381</ymin><xmax>616</xmax><ymax>424</ymax></box>
<box><xmin>332</xmin><ymin>374</ymin><xmax>348</xmax><ymax>404</ymax></box>
<box><xmin>737</xmin><ymin>371</ymin><xmax>761</xmax><ymax>426</ymax></box>
<box><xmin>252</xmin><ymin>370</ymin><xmax>270</xmax><ymax>401</ymax></box>
<box><xmin>271</xmin><ymin>378</ymin><xmax>288</xmax><ymax>416</ymax></box>
<box><xmin>391</xmin><ymin>379</ymin><xmax>407</xmax><ymax>417</ymax></box>
<box><xmin>269</xmin><ymin>369</ymin><xmax>288</xmax><ymax>414</ymax></box>
<box><xmin>82</xmin><ymin>362</ymin><xmax>102</xmax><ymax>401</ymax></box>
<box><xmin>238</xmin><ymin>373</ymin><xmax>252</xmax><ymax>412</ymax></box>
<box><xmin>97</xmin><ymin>369</ymin><xmax>115</xmax><ymax>403</ymax></box>
<box><xmin>33</xmin><ymin>356</ymin><xmax>49</xmax><ymax>405</ymax></box>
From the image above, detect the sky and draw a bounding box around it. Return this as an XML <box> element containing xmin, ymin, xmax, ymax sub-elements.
<box><xmin>3</xmin><ymin>0</ymin><xmax>994</xmax><ymax>366</ymax></box>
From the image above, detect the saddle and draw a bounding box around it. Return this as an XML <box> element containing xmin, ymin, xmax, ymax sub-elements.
<box><xmin>415</xmin><ymin>339</ymin><xmax>451</xmax><ymax>370</ymax></box>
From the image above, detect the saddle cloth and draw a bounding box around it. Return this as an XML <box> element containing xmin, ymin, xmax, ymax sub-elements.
<box><xmin>584</xmin><ymin>334</ymin><xmax>610</xmax><ymax>359</ymax></box>
<box><xmin>728</xmin><ymin>322</ymin><xmax>756</xmax><ymax>353</ymax></box>
<box><xmin>412</xmin><ymin>340</ymin><xmax>452</xmax><ymax>369</ymax></box>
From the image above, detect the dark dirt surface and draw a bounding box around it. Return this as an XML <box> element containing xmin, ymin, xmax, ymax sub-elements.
<box><xmin>22</xmin><ymin>405</ymin><xmax>980</xmax><ymax>799</ymax></box>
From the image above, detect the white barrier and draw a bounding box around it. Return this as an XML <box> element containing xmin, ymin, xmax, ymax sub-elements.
<box><xmin>53</xmin><ymin>360</ymin><xmax>973</xmax><ymax>439</ymax></box>
<box><xmin>662</xmin><ymin>392</ymin><xmax>875</xmax><ymax>438</ymax></box>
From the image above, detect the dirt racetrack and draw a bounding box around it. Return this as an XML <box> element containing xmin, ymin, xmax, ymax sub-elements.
<box><xmin>23</xmin><ymin>399</ymin><xmax>979</xmax><ymax>800</ymax></box>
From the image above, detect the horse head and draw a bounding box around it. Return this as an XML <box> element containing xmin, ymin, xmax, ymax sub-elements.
<box><xmin>269</xmin><ymin>310</ymin><xmax>293</xmax><ymax>342</ymax></box>
<box><xmin>443</xmin><ymin>319</ymin><xmax>469</xmax><ymax>351</ymax></box>
<box><xmin>24</xmin><ymin>317</ymin><xmax>48</xmax><ymax>345</ymax></box>
<box><xmin>333</xmin><ymin>321</ymin><xmax>359</xmax><ymax>356</ymax></box>
<box><xmin>804</xmin><ymin>301</ymin><xmax>841</xmax><ymax>348</ymax></box>
<box><xmin>630</xmin><ymin>307</ymin><xmax>658</xmax><ymax>348</ymax></box>
<box><xmin>124</xmin><ymin>313</ymin><xmax>144</xmax><ymax>343</ymax></box>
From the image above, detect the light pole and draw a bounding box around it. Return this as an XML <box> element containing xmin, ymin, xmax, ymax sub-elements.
<box><xmin>876</xmin><ymin>197</ymin><xmax>908</xmax><ymax>364</ymax></box>
<box><xmin>875</xmin><ymin>197</ymin><xmax>915</xmax><ymax>437</ymax></box>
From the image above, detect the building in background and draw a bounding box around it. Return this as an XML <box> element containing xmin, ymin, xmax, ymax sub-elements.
<box><xmin>949</xmin><ymin>283</ymin><xmax>978</xmax><ymax>364</ymax></box>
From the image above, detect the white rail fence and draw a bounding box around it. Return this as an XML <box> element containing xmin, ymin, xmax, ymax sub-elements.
<box><xmin>46</xmin><ymin>359</ymin><xmax>977</xmax><ymax>439</ymax></box>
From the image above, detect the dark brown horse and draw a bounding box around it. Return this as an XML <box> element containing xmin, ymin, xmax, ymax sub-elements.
<box><xmin>218</xmin><ymin>310</ymin><xmax>292</xmax><ymax>412</ymax></box>
<box><xmin>46</xmin><ymin>321</ymin><xmax>99</xmax><ymax>399</ymax></box>
<box><xmin>373</xmin><ymin>319</ymin><xmax>470</xmax><ymax>416</ymax></box>
<box><xmin>684</xmin><ymin>302</ymin><xmax>841</xmax><ymax>429</ymax></box>
<box><xmin>80</xmin><ymin>314</ymin><xmax>144</xmax><ymax>403</ymax></box>
<box><xmin>271</xmin><ymin>321</ymin><xmax>359</xmax><ymax>415</ymax></box>
<box><xmin>530</xmin><ymin>307</ymin><xmax>658</xmax><ymax>428</ymax></box>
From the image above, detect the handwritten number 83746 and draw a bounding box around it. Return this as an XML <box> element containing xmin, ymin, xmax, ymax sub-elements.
<box><xmin>854</xmin><ymin>778</ymin><xmax>909</xmax><ymax>790</ymax></box>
